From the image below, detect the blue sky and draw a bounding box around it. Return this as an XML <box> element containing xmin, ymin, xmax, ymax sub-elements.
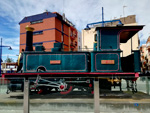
<box><xmin>0</xmin><ymin>0</ymin><xmax>150</xmax><ymax>62</ymax></box>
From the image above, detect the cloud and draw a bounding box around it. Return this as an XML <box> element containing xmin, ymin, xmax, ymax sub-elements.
<box><xmin>2</xmin><ymin>54</ymin><xmax>18</xmax><ymax>57</ymax></box>
<box><xmin>0</xmin><ymin>0</ymin><xmax>150</xmax><ymax>46</ymax></box>
<box><xmin>2</xmin><ymin>54</ymin><xmax>18</xmax><ymax>62</ymax></box>
<box><xmin>0</xmin><ymin>36</ymin><xmax>19</xmax><ymax>50</ymax></box>
<box><xmin>0</xmin><ymin>0</ymin><xmax>63</xmax><ymax>22</ymax></box>
<box><xmin>123</xmin><ymin>0</ymin><xmax>150</xmax><ymax>42</ymax></box>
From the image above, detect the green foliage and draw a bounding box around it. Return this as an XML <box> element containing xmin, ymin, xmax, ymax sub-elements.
<box><xmin>5</xmin><ymin>56</ymin><xmax>14</xmax><ymax>63</ymax></box>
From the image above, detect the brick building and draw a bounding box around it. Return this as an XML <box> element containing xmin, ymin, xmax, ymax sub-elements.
<box><xmin>19</xmin><ymin>11</ymin><xmax>78</xmax><ymax>52</ymax></box>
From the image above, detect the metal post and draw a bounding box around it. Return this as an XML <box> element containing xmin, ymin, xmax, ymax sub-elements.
<box><xmin>102</xmin><ymin>7</ymin><xmax>104</xmax><ymax>27</ymax></box>
<box><xmin>146</xmin><ymin>77</ymin><xmax>149</xmax><ymax>95</ymax></box>
<box><xmin>123</xmin><ymin>6</ymin><xmax>127</xmax><ymax>23</ymax></box>
<box><xmin>97</xmin><ymin>30</ymin><xmax>100</xmax><ymax>51</ymax></box>
<box><xmin>126</xmin><ymin>80</ymin><xmax>130</xmax><ymax>91</ymax></box>
<box><xmin>0</xmin><ymin>38</ymin><xmax>12</xmax><ymax>76</ymax></box>
<box><xmin>94</xmin><ymin>78</ymin><xmax>100</xmax><ymax>113</ymax></box>
<box><xmin>24</xmin><ymin>78</ymin><xmax>30</xmax><ymax>113</ymax></box>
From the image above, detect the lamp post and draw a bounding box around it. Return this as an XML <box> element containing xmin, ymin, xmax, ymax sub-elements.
<box><xmin>123</xmin><ymin>6</ymin><xmax>127</xmax><ymax>23</ymax></box>
<box><xmin>0</xmin><ymin>38</ymin><xmax>12</xmax><ymax>76</ymax></box>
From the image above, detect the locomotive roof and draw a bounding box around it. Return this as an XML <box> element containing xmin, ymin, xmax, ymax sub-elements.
<box><xmin>95</xmin><ymin>25</ymin><xmax>144</xmax><ymax>43</ymax></box>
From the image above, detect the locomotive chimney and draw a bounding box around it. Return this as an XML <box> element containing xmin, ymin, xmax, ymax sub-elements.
<box><xmin>25</xmin><ymin>25</ymin><xmax>34</xmax><ymax>51</ymax></box>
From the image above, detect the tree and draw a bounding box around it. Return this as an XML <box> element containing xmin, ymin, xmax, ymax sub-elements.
<box><xmin>5</xmin><ymin>56</ymin><xmax>14</xmax><ymax>63</ymax></box>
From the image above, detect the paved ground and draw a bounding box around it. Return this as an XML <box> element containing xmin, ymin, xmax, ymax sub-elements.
<box><xmin>0</xmin><ymin>91</ymin><xmax>150</xmax><ymax>113</ymax></box>
<box><xmin>0</xmin><ymin>83</ymin><xmax>150</xmax><ymax>113</ymax></box>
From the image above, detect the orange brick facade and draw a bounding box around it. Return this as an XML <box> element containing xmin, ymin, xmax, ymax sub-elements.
<box><xmin>19</xmin><ymin>12</ymin><xmax>78</xmax><ymax>52</ymax></box>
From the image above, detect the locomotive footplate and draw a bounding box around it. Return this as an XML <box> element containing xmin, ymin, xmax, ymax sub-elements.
<box><xmin>2</xmin><ymin>72</ymin><xmax>140</xmax><ymax>78</ymax></box>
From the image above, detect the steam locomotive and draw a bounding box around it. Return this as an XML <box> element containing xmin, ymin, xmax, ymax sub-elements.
<box><xmin>7</xmin><ymin>23</ymin><xmax>144</xmax><ymax>94</ymax></box>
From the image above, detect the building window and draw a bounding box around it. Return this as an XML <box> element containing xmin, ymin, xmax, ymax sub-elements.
<box><xmin>33</xmin><ymin>31</ymin><xmax>43</xmax><ymax>35</ymax></box>
<box><xmin>30</xmin><ymin>20</ymin><xmax>43</xmax><ymax>24</ymax></box>
<box><xmin>70</xmin><ymin>31</ymin><xmax>73</xmax><ymax>37</ymax></box>
<box><xmin>94</xmin><ymin>34</ymin><xmax>97</xmax><ymax>41</ymax></box>
<box><xmin>75</xmin><ymin>41</ymin><xmax>77</xmax><ymax>46</ymax></box>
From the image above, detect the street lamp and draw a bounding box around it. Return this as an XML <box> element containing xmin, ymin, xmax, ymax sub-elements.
<box><xmin>0</xmin><ymin>38</ymin><xmax>12</xmax><ymax>76</ymax></box>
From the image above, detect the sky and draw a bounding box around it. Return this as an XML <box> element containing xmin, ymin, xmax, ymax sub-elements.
<box><xmin>0</xmin><ymin>0</ymin><xmax>150</xmax><ymax>62</ymax></box>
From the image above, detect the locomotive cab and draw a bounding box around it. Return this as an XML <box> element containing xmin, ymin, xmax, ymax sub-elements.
<box><xmin>92</xmin><ymin>26</ymin><xmax>144</xmax><ymax>73</ymax></box>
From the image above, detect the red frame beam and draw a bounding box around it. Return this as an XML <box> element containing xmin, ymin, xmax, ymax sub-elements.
<box><xmin>3</xmin><ymin>72</ymin><xmax>139</xmax><ymax>78</ymax></box>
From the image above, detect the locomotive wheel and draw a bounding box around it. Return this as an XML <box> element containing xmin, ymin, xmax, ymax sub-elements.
<box><xmin>60</xmin><ymin>84</ymin><xmax>74</xmax><ymax>95</ymax></box>
<box><xmin>37</xmin><ymin>66</ymin><xmax>46</xmax><ymax>72</ymax></box>
<box><xmin>37</xmin><ymin>86</ymin><xmax>53</xmax><ymax>94</ymax></box>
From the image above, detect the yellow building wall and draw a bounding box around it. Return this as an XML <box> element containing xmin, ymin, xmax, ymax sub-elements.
<box><xmin>120</xmin><ymin>23</ymin><xmax>139</xmax><ymax>57</ymax></box>
<box><xmin>82</xmin><ymin>28</ymin><xmax>96</xmax><ymax>51</ymax></box>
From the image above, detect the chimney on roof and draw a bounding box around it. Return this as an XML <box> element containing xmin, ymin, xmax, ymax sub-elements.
<box><xmin>63</xmin><ymin>13</ymin><xmax>65</xmax><ymax>21</ymax></box>
<box><xmin>44</xmin><ymin>10</ymin><xmax>48</xmax><ymax>12</ymax></box>
<box><xmin>44</xmin><ymin>10</ymin><xmax>49</xmax><ymax>15</ymax></box>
